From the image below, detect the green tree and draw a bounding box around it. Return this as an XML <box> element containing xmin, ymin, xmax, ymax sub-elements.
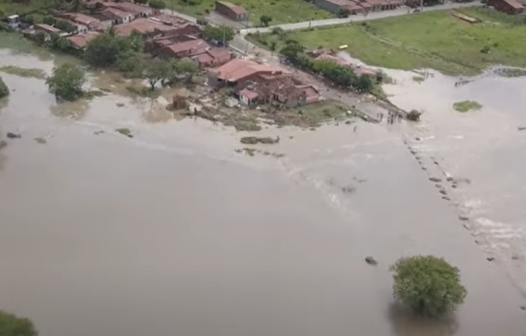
<box><xmin>279</xmin><ymin>39</ymin><xmax>305</xmax><ymax>62</ymax></box>
<box><xmin>55</xmin><ymin>19</ymin><xmax>76</xmax><ymax>33</ymax></box>
<box><xmin>0</xmin><ymin>310</ymin><xmax>37</xmax><ymax>336</ymax></box>
<box><xmin>46</xmin><ymin>63</ymin><xmax>86</xmax><ymax>101</ymax></box>
<box><xmin>144</xmin><ymin>58</ymin><xmax>172</xmax><ymax>90</ymax></box>
<box><xmin>49</xmin><ymin>34</ymin><xmax>70</xmax><ymax>51</ymax></box>
<box><xmin>203</xmin><ymin>25</ymin><xmax>234</xmax><ymax>44</ymax></box>
<box><xmin>260</xmin><ymin>15</ymin><xmax>272</xmax><ymax>27</ymax></box>
<box><xmin>269</xmin><ymin>40</ymin><xmax>277</xmax><ymax>52</ymax></box>
<box><xmin>0</xmin><ymin>76</ymin><xmax>9</xmax><ymax>98</ymax></box>
<box><xmin>149</xmin><ymin>0</ymin><xmax>166</xmax><ymax>8</ymax></box>
<box><xmin>354</xmin><ymin>74</ymin><xmax>373</xmax><ymax>93</ymax></box>
<box><xmin>135</xmin><ymin>0</ymin><xmax>148</xmax><ymax>3</ymax></box>
<box><xmin>392</xmin><ymin>255</ymin><xmax>467</xmax><ymax>318</ymax></box>
<box><xmin>117</xmin><ymin>50</ymin><xmax>144</xmax><ymax>77</ymax></box>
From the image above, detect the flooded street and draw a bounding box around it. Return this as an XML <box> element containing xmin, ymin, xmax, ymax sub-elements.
<box><xmin>0</xmin><ymin>50</ymin><xmax>525</xmax><ymax>336</ymax></box>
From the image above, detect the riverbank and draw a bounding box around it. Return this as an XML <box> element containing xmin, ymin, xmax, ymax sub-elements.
<box><xmin>248</xmin><ymin>7</ymin><xmax>526</xmax><ymax>76</ymax></box>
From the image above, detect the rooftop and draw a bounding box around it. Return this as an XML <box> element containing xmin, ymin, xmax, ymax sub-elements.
<box><xmin>115</xmin><ymin>18</ymin><xmax>172</xmax><ymax>36</ymax></box>
<box><xmin>67</xmin><ymin>31</ymin><xmax>100</xmax><ymax>49</ymax></box>
<box><xmin>163</xmin><ymin>38</ymin><xmax>210</xmax><ymax>54</ymax></box>
<box><xmin>34</xmin><ymin>23</ymin><xmax>62</xmax><ymax>33</ymax></box>
<box><xmin>503</xmin><ymin>0</ymin><xmax>524</xmax><ymax>9</ymax></box>
<box><xmin>105</xmin><ymin>1</ymin><xmax>152</xmax><ymax>15</ymax></box>
<box><xmin>211</xmin><ymin>59</ymin><xmax>287</xmax><ymax>82</ymax></box>
<box><xmin>68</xmin><ymin>13</ymin><xmax>101</xmax><ymax>26</ymax></box>
<box><xmin>101</xmin><ymin>7</ymin><xmax>133</xmax><ymax>19</ymax></box>
<box><xmin>216</xmin><ymin>1</ymin><xmax>248</xmax><ymax>14</ymax></box>
<box><xmin>151</xmin><ymin>13</ymin><xmax>193</xmax><ymax>28</ymax></box>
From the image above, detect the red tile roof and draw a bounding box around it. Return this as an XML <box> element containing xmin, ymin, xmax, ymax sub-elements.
<box><xmin>217</xmin><ymin>1</ymin><xmax>247</xmax><ymax>14</ymax></box>
<box><xmin>211</xmin><ymin>59</ymin><xmax>287</xmax><ymax>82</ymax></box>
<box><xmin>163</xmin><ymin>39</ymin><xmax>210</xmax><ymax>55</ymax></box>
<box><xmin>105</xmin><ymin>1</ymin><xmax>152</xmax><ymax>15</ymax></box>
<box><xmin>102</xmin><ymin>7</ymin><xmax>133</xmax><ymax>19</ymax></box>
<box><xmin>115</xmin><ymin>18</ymin><xmax>171</xmax><ymax>36</ymax></box>
<box><xmin>504</xmin><ymin>0</ymin><xmax>524</xmax><ymax>9</ymax></box>
<box><xmin>34</xmin><ymin>23</ymin><xmax>62</xmax><ymax>34</ymax></box>
<box><xmin>66</xmin><ymin>31</ymin><xmax>100</xmax><ymax>49</ymax></box>
<box><xmin>240</xmin><ymin>88</ymin><xmax>258</xmax><ymax>100</ymax></box>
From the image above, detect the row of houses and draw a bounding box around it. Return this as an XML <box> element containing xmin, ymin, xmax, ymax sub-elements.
<box><xmin>312</xmin><ymin>0</ymin><xmax>403</xmax><ymax>15</ymax></box>
<box><xmin>26</xmin><ymin>0</ymin><xmax>235</xmax><ymax>68</ymax></box>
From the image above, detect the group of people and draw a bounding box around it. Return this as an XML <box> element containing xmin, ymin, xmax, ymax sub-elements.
<box><xmin>376</xmin><ymin>111</ymin><xmax>401</xmax><ymax>124</ymax></box>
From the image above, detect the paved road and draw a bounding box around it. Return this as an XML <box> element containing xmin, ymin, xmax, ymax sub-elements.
<box><xmin>240</xmin><ymin>1</ymin><xmax>482</xmax><ymax>34</ymax></box>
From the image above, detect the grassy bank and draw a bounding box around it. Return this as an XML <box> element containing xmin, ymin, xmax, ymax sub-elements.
<box><xmin>166</xmin><ymin>0</ymin><xmax>331</xmax><ymax>25</ymax></box>
<box><xmin>250</xmin><ymin>8</ymin><xmax>526</xmax><ymax>75</ymax></box>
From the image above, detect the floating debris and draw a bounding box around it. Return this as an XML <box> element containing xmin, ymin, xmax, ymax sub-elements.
<box><xmin>6</xmin><ymin>132</ymin><xmax>21</xmax><ymax>139</ymax></box>
<box><xmin>34</xmin><ymin>137</ymin><xmax>46</xmax><ymax>144</ymax></box>
<box><xmin>115</xmin><ymin>128</ymin><xmax>133</xmax><ymax>138</ymax></box>
<box><xmin>365</xmin><ymin>256</ymin><xmax>378</xmax><ymax>265</ymax></box>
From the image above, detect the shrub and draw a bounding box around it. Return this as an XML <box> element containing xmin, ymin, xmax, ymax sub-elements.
<box><xmin>392</xmin><ymin>256</ymin><xmax>467</xmax><ymax>318</ymax></box>
<box><xmin>407</xmin><ymin>109</ymin><xmax>422</xmax><ymax>121</ymax></box>
<box><xmin>0</xmin><ymin>310</ymin><xmax>36</xmax><ymax>336</ymax></box>
<box><xmin>0</xmin><ymin>76</ymin><xmax>9</xmax><ymax>98</ymax></box>
<box><xmin>149</xmin><ymin>0</ymin><xmax>166</xmax><ymax>9</ymax></box>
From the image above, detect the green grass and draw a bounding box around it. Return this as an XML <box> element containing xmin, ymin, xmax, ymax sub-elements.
<box><xmin>253</xmin><ymin>8</ymin><xmax>526</xmax><ymax>75</ymax></box>
<box><xmin>0</xmin><ymin>65</ymin><xmax>46</xmax><ymax>79</ymax></box>
<box><xmin>166</xmin><ymin>0</ymin><xmax>332</xmax><ymax>25</ymax></box>
<box><xmin>453</xmin><ymin>100</ymin><xmax>482</xmax><ymax>112</ymax></box>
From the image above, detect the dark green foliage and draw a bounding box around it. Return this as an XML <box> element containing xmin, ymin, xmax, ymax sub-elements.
<box><xmin>49</xmin><ymin>34</ymin><xmax>70</xmax><ymax>51</ymax></box>
<box><xmin>84</xmin><ymin>31</ymin><xmax>142</xmax><ymax>67</ymax></box>
<box><xmin>0</xmin><ymin>76</ymin><xmax>9</xmax><ymax>98</ymax></box>
<box><xmin>203</xmin><ymin>25</ymin><xmax>234</xmax><ymax>44</ymax></box>
<box><xmin>149</xmin><ymin>0</ymin><xmax>166</xmax><ymax>8</ymax></box>
<box><xmin>392</xmin><ymin>256</ymin><xmax>467</xmax><ymax>318</ymax></box>
<box><xmin>117</xmin><ymin>50</ymin><xmax>144</xmax><ymax>77</ymax></box>
<box><xmin>55</xmin><ymin>20</ymin><xmax>76</xmax><ymax>33</ymax></box>
<box><xmin>0</xmin><ymin>310</ymin><xmax>37</xmax><ymax>336</ymax></box>
<box><xmin>46</xmin><ymin>63</ymin><xmax>86</xmax><ymax>101</ymax></box>
<box><xmin>144</xmin><ymin>58</ymin><xmax>172</xmax><ymax>90</ymax></box>
<box><xmin>260</xmin><ymin>15</ymin><xmax>272</xmax><ymax>27</ymax></box>
<box><xmin>337</xmin><ymin>8</ymin><xmax>350</xmax><ymax>18</ymax></box>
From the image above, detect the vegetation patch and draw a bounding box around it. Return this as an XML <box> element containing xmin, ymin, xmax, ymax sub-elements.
<box><xmin>0</xmin><ymin>66</ymin><xmax>46</xmax><ymax>79</ymax></box>
<box><xmin>115</xmin><ymin>128</ymin><xmax>133</xmax><ymax>138</ymax></box>
<box><xmin>392</xmin><ymin>255</ymin><xmax>467</xmax><ymax>318</ymax></box>
<box><xmin>412</xmin><ymin>76</ymin><xmax>425</xmax><ymax>83</ymax></box>
<box><xmin>260</xmin><ymin>8</ymin><xmax>526</xmax><ymax>75</ymax></box>
<box><xmin>453</xmin><ymin>100</ymin><xmax>482</xmax><ymax>113</ymax></box>
<box><xmin>46</xmin><ymin>63</ymin><xmax>85</xmax><ymax>101</ymax></box>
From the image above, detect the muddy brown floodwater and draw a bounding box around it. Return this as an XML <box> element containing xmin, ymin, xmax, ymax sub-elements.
<box><xmin>0</xmin><ymin>50</ymin><xmax>525</xmax><ymax>336</ymax></box>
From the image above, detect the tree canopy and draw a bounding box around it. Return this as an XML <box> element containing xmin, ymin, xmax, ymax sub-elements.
<box><xmin>46</xmin><ymin>63</ymin><xmax>86</xmax><ymax>101</ymax></box>
<box><xmin>260</xmin><ymin>15</ymin><xmax>272</xmax><ymax>27</ymax></box>
<box><xmin>392</xmin><ymin>255</ymin><xmax>467</xmax><ymax>318</ymax></box>
<box><xmin>144</xmin><ymin>58</ymin><xmax>172</xmax><ymax>90</ymax></box>
<box><xmin>203</xmin><ymin>25</ymin><xmax>234</xmax><ymax>44</ymax></box>
<box><xmin>84</xmin><ymin>31</ymin><xmax>144</xmax><ymax>68</ymax></box>
<box><xmin>0</xmin><ymin>310</ymin><xmax>37</xmax><ymax>336</ymax></box>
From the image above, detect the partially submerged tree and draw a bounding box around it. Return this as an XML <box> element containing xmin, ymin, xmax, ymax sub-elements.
<box><xmin>46</xmin><ymin>63</ymin><xmax>86</xmax><ymax>101</ymax></box>
<box><xmin>144</xmin><ymin>58</ymin><xmax>172</xmax><ymax>90</ymax></box>
<box><xmin>0</xmin><ymin>76</ymin><xmax>9</xmax><ymax>98</ymax></box>
<box><xmin>392</xmin><ymin>255</ymin><xmax>467</xmax><ymax>318</ymax></box>
<box><xmin>0</xmin><ymin>310</ymin><xmax>37</xmax><ymax>336</ymax></box>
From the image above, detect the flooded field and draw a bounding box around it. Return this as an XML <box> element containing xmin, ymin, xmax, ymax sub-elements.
<box><xmin>0</xmin><ymin>49</ymin><xmax>525</xmax><ymax>336</ymax></box>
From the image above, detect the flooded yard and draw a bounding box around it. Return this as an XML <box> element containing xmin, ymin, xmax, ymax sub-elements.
<box><xmin>0</xmin><ymin>49</ymin><xmax>525</xmax><ymax>336</ymax></box>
